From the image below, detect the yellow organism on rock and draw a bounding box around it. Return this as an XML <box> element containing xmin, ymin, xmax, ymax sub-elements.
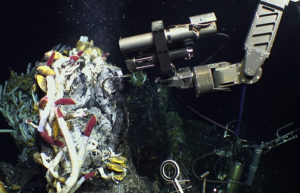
<box><xmin>45</xmin><ymin>50</ymin><xmax>65</xmax><ymax>60</ymax></box>
<box><xmin>98</xmin><ymin>148</ymin><xmax>128</xmax><ymax>184</ymax></box>
<box><xmin>35</xmin><ymin>74</ymin><xmax>47</xmax><ymax>92</ymax></box>
<box><xmin>106</xmin><ymin>163</ymin><xmax>126</xmax><ymax>173</ymax></box>
<box><xmin>76</xmin><ymin>38</ymin><xmax>94</xmax><ymax>52</ymax></box>
<box><xmin>0</xmin><ymin>179</ymin><xmax>7</xmax><ymax>193</ymax></box>
<box><xmin>36</xmin><ymin>66</ymin><xmax>55</xmax><ymax>76</ymax></box>
<box><xmin>108</xmin><ymin>155</ymin><xmax>127</xmax><ymax>168</ymax></box>
<box><xmin>112</xmin><ymin>172</ymin><xmax>127</xmax><ymax>181</ymax></box>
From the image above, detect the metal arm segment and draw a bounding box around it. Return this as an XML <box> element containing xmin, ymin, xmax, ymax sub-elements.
<box><xmin>243</xmin><ymin>0</ymin><xmax>291</xmax><ymax>77</ymax></box>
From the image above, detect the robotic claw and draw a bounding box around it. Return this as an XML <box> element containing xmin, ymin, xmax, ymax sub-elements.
<box><xmin>119</xmin><ymin>0</ymin><xmax>299</xmax><ymax>97</ymax></box>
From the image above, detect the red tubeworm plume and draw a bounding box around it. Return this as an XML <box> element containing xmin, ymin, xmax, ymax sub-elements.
<box><xmin>77</xmin><ymin>51</ymin><xmax>84</xmax><ymax>56</ymax></box>
<box><xmin>39</xmin><ymin>131</ymin><xmax>64</xmax><ymax>146</ymax></box>
<box><xmin>101</xmin><ymin>52</ymin><xmax>110</xmax><ymax>61</ymax></box>
<box><xmin>83</xmin><ymin>115</ymin><xmax>97</xmax><ymax>137</ymax></box>
<box><xmin>38</xmin><ymin>96</ymin><xmax>49</xmax><ymax>109</ymax></box>
<box><xmin>102</xmin><ymin>52</ymin><xmax>110</xmax><ymax>58</ymax></box>
<box><xmin>53</xmin><ymin>139</ymin><xmax>64</xmax><ymax>147</ymax></box>
<box><xmin>56</xmin><ymin>107</ymin><xmax>64</xmax><ymax>118</ymax></box>
<box><xmin>69</xmin><ymin>55</ymin><xmax>80</xmax><ymax>63</ymax></box>
<box><xmin>55</xmin><ymin>98</ymin><xmax>76</xmax><ymax>106</ymax></box>
<box><xmin>84</xmin><ymin>171</ymin><xmax>97</xmax><ymax>180</ymax></box>
<box><xmin>46</xmin><ymin>52</ymin><xmax>56</xmax><ymax>66</ymax></box>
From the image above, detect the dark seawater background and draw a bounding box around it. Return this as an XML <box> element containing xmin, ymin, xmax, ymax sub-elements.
<box><xmin>1</xmin><ymin>0</ymin><xmax>300</xmax><ymax>192</ymax></box>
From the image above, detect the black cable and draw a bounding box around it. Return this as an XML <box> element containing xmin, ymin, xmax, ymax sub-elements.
<box><xmin>199</xmin><ymin>33</ymin><xmax>230</xmax><ymax>66</ymax></box>
<box><xmin>206</xmin><ymin>179</ymin><xmax>244</xmax><ymax>185</ymax></box>
<box><xmin>192</xmin><ymin>143</ymin><xmax>233</xmax><ymax>180</ymax></box>
<box><xmin>172</xmin><ymin>81</ymin><xmax>245</xmax><ymax>186</ymax></box>
<box><xmin>187</xmin><ymin>105</ymin><xmax>239</xmax><ymax>141</ymax></box>
<box><xmin>225</xmin><ymin>120</ymin><xmax>246</xmax><ymax>139</ymax></box>
<box><xmin>172</xmin><ymin>78</ymin><xmax>239</xmax><ymax>141</ymax></box>
<box><xmin>192</xmin><ymin>151</ymin><xmax>244</xmax><ymax>185</ymax></box>
<box><xmin>192</xmin><ymin>150</ymin><xmax>244</xmax><ymax>185</ymax></box>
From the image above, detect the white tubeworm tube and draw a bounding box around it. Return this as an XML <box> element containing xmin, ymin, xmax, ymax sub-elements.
<box><xmin>56</xmin><ymin>108</ymin><xmax>79</xmax><ymax>193</ymax></box>
<box><xmin>69</xmin><ymin>171</ymin><xmax>97</xmax><ymax>193</ymax></box>
<box><xmin>98</xmin><ymin>167</ymin><xmax>112</xmax><ymax>180</ymax></box>
<box><xmin>78</xmin><ymin>115</ymin><xmax>97</xmax><ymax>168</ymax></box>
<box><xmin>77</xmin><ymin>136</ymin><xmax>89</xmax><ymax>168</ymax></box>
<box><xmin>38</xmin><ymin>76</ymin><xmax>55</xmax><ymax>132</ymax></box>
<box><xmin>48</xmin><ymin>149</ymin><xmax>64</xmax><ymax>178</ymax></box>
<box><xmin>56</xmin><ymin>181</ymin><xmax>62</xmax><ymax>193</ymax></box>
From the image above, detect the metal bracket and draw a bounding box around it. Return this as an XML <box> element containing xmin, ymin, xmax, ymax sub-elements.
<box><xmin>152</xmin><ymin>20</ymin><xmax>173</xmax><ymax>77</ymax></box>
<box><xmin>243</xmin><ymin>0</ymin><xmax>290</xmax><ymax>77</ymax></box>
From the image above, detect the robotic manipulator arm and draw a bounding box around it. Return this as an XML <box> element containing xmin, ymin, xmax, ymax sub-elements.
<box><xmin>119</xmin><ymin>0</ymin><xmax>295</xmax><ymax>97</ymax></box>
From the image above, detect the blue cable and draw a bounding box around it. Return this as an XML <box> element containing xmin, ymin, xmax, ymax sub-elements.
<box><xmin>236</xmin><ymin>85</ymin><xmax>247</xmax><ymax>136</ymax></box>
